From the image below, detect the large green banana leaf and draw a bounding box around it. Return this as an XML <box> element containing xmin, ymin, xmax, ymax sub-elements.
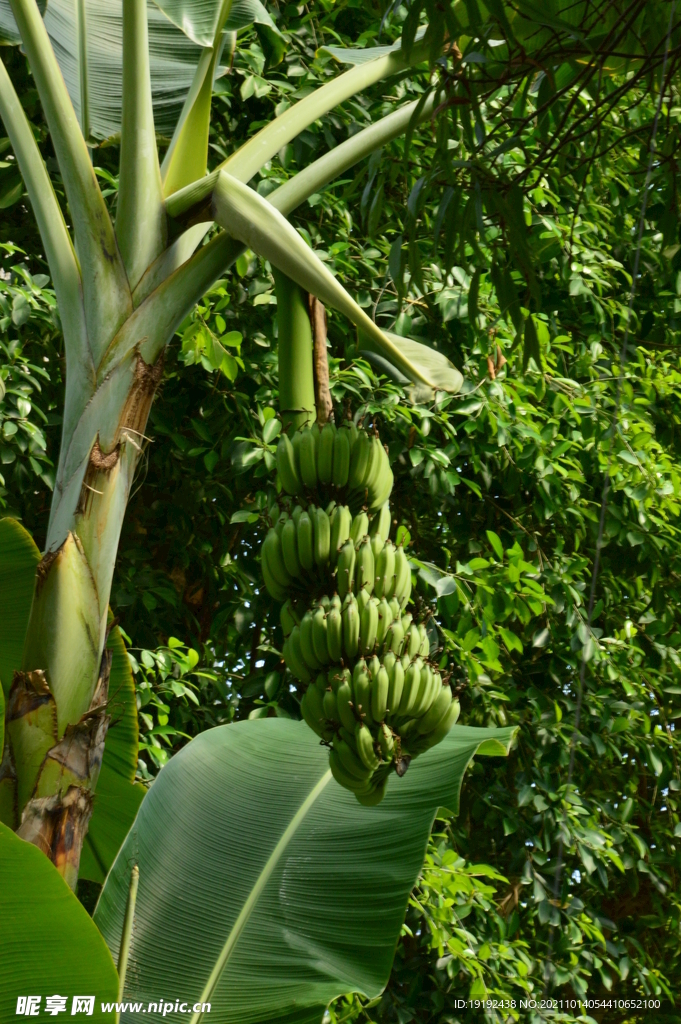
<box><xmin>95</xmin><ymin>718</ymin><xmax>514</xmax><ymax>1024</ymax></box>
<box><xmin>0</xmin><ymin>0</ymin><xmax>282</xmax><ymax>139</ymax></box>
<box><xmin>0</xmin><ymin>517</ymin><xmax>145</xmax><ymax>873</ymax></box>
<box><xmin>0</xmin><ymin>821</ymin><xmax>118</xmax><ymax>1022</ymax></box>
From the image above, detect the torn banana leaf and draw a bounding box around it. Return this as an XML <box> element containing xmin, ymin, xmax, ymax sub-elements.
<box><xmin>212</xmin><ymin>172</ymin><xmax>463</xmax><ymax>393</ymax></box>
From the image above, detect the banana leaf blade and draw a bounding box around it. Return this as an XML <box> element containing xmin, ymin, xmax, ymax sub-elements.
<box><xmin>0</xmin><ymin>821</ymin><xmax>118</xmax><ymax>1022</ymax></box>
<box><xmin>95</xmin><ymin>717</ymin><xmax>514</xmax><ymax>1024</ymax></box>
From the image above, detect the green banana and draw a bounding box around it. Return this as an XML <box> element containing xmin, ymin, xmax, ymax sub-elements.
<box><xmin>383</xmin><ymin>618</ymin><xmax>405</xmax><ymax>657</ymax></box>
<box><xmin>371</xmin><ymin>533</ymin><xmax>385</xmax><ymax>561</ymax></box>
<box><xmin>341</xmin><ymin>593</ymin><xmax>360</xmax><ymax>658</ymax></box>
<box><xmin>329</xmin><ymin>749</ymin><xmax>371</xmax><ymax>793</ymax></box>
<box><xmin>274</xmin><ymin>510</ymin><xmax>289</xmax><ymax>539</ymax></box>
<box><xmin>411</xmin><ymin>661</ymin><xmax>433</xmax><ymax>717</ymax></box>
<box><xmin>371</xmin><ymin>664</ymin><xmax>390</xmax><ymax>722</ymax></box>
<box><xmin>371</xmin><ymin>502</ymin><xmax>391</xmax><ymax>543</ymax></box>
<box><xmin>352</xmin><ymin>659</ymin><xmax>373</xmax><ymax>725</ymax></box>
<box><xmin>355</xmin><ymin>776</ymin><xmax>388</xmax><ymax>805</ymax></box>
<box><xmin>348</xmin><ymin>430</ymin><xmax>371</xmax><ymax>490</ymax></box>
<box><xmin>370</xmin><ymin>463</ymin><xmax>393</xmax><ymax>513</ymax></box>
<box><xmin>375</xmin><ymin>597</ymin><xmax>394</xmax><ymax>648</ymax></box>
<box><xmin>350</xmin><ymin>511</ymin><xmax>369</xmax><ymax>547</ymax></box>
<box><xmin>356</xmin><ymin>536</ymin><xmax>375</xmax><ymax>595</ymax></box>
<box><xmin>326</xmin><ymin>599</ymin><xmax>343</xmax><ymax>662</ymax></box>
<box><xmin>367</xmin><ymin>654</ymin><xmax>381</xmax><ymax>683</ymax></box>
<box><xmin>330</xmin><ymin>505</ymin><xmax>352</xmax><ymax>564</ymax></box>
<box><xmin>337</xmin><ymin>725</ymin><xmax>357</xmax><ymax>749</ymax></box>
<box><xmin>336</xmin><ymin>738</ymin><xmax>373</xmax><ymax>780</ymax></box>
<box><xmin>332</xmin><ymin>428</ymin><xmax>351</xmax><ymax>488</ymax></box>
<box><xmin>406</xmin><ymin>623</ymin><xmax>421</xmax><ymax>660</ymax></box>
<box><xmin>362</xmin><ymin>435</ymin><xmax>385</xmax><ymax>496</ymax></box>
<box><xmin>318</xmin><ymin>421</ymin><xmax>336</xmax><ymax>484</ymax></box>
<box><xmin>356</xmin><ymin>586</ymin><xmax>370</xmax><ymax>616</ymax></box>
<box><xmin>299</xmin><ymin>684</ymin><xmax>327</xmax><ymax>741</ymax></box>
<box><xmin>262</xmin><ymin>529</ymin><xmax>293</xmax><ymax>588</ymax></box>
<box><xmin>394</xmin><ymin>547</ymin><xmax>412</xmax><ymax>607</ymax></box>
<box><xmin>323</xmin><ymin>687</ymin><xmax>339</xmax><ymax>723</ymax></box>
<box><xmin>399</xmin><ymin>658</ymin><xmax>421</xmax><ymax>715</ymax></box>
<box><xmin>285</xmin><ymin>626</ymin><xmax>312</xmax><ymax>683</ymax></box>
<box><xmin>300</xmin><ymin>610</ymin><xmax>323</xmax><ymax>671</ymax></box>
<box><xmin>389</xmin><ymin>597</ymin><xmax>401</xmax><ymax>620</ymax></box>
<box><xmin>299</xmin><ymin>427</ymin><xmax>318</xmax><ymax>489</ymax></box>
<box><xmin>312</xmin><ymin>605</ymin><xmax>329</xmax><ymax>665</ymax></box>
<box><xmin>280</xmin><ymin>599</ymin><xmax>300</xmax><ymax>638</ymax></box>
<box><xmin>281</xmin><ymin>518</ymin><xmax>301</xmax><ymax>579</ymax></box>
<box><xmin>291</xmin><ymin>504</ymin><xmax>303</xmax><ymax>528</ymax></box>
<box><xmin>336</xmin><ymin>678</ymin><xmax>357</xmax><ymax>732</ymax></box>
<box><xmin>314</xmin><ymin>507</ymin><xmax>331</xmax><ymax>566</ymax></box>
<box><xmin>276</xmin><ymin>434</ymin><xmax>302</xmax><ymax>495</ymax></box>
<box><xmin>261</xmin><ymin>555</ymin><xmax>287</xmax><ymax>601</ymax></box>
<box><xmin>382</xmin><ymin>650</ymin><xmax>396</xmax><ymax>684</ymax></box>
<box><xmin>315</xmin><ymin>671</ymin><xmax>328</xmax><ymax>693</ymax></box>
<box><xmin>417</xmin><ymin>684</ymin><xmax>452</xmax><ymax>735</ymax></box>
<box><xmin>336</xmin><ymin>539</ymin><xmax>356</xmax><ymax>600</ymax></box>
<box><xmin>356</xmin><ymin>723</ymin><xmax>380</xmax><ymax>770</ymax></box>
<box><xmin>269</xmin><ymin>502</ymin><xmax>280</xmax><ymax>525</ymax></box>
<box><xmin>378</xmin><ymin>722</ymin><xmax>394</xmax><ymax>760</ymax></box>
<box><xmin>398</xmin><ymin>717</ymin><xmax>420</xmax><ymax>745</ymax></box>
<box><xmin>418</xmin><ymin>622</ymin><xmax>430</xmax><ymax>658</ymax></box>
<box><xmin>359</xmin><ymin>597</ymin><xmax>379</xmax><ymax>655</ymax></box>
<box><xmin>385</xmin><ymin>655</ymin><xmax>401</xmax><ymax>712</ymax></box>
<box><xmin>297</xmin><ymin>510</ymin><xmax>315</xmax><ymax>572</ymax></box>
<box><xmin>375</xmin><ymin>541</ymin><xmax>396</xmax><ymax>600</ymax></box>
<box><xmin>417</xmin><ymin>698</ymin><xmax>460</xmax><ymax>751</ymax></box>
<box><xmin>327</xmin><ymin>665</ymin><xmax>344</xmax><ymax>692</ymax></box>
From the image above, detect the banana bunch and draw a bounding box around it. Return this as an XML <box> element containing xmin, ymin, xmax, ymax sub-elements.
<box><xmin>276</xmin><ymin>420</ymin><xmax>393</xmax><ymax>513</ymax></box>
<box><xmin>261</xmin><ymin>498</ymin><xmax>412</xmax><ymax>611</ymax></box>
<box><xmin>281</xmin><ymin>599</ymin><xmax>425</xmax><ymax>682</ymax></box>
<box><xmin>256</xmin><ymin>409</ymin><xmax>462</xmax><ymax>805</ymax></box>
<box><xmin>299</xmin><ymin>653</ymin><xmax>461</xmax><ymax>805</ymax></box>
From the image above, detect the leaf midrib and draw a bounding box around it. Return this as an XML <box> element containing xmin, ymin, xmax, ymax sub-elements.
<box><xmin>190</xmin><ymin>768</ymin><xmax>332</xmax><ymax>1023</ymax></box>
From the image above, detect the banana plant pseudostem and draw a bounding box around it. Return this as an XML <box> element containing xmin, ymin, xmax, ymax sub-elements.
<box><xmin>0</xmin><ymin>0</ymin><xmax>464</xmax><ymax>887</ymax></box>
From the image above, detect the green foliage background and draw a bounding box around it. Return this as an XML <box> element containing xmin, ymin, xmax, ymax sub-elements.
<box><xmin>2</xmin><ymin>1</ymin><xmax>681</xmax><ymax>1020</ymax></box>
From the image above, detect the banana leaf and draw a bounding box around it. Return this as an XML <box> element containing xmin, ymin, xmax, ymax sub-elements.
<box><xmin>95</xmin><ymin>717</ymin><xmax>515</xmax><ymax>1024</ymax></box>
<box><xmin>0</xmin><ymin>820</ymin><xmax>118</xmax><ymax>1022</ymax></box>
<box><xmin>0</xmin><ymin>0</ymin><xmax>281</xmax><ymax>139</ymax></box>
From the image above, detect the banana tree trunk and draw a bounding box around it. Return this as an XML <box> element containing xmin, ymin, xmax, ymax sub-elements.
<box><xmin>7</xmin><ymin>350</ymin><xmax>161</xmax><ymax>889</ymax></box>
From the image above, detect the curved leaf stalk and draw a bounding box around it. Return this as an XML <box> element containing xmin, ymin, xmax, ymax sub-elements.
<box><xmin>12</xmin><ymin>332</ymin><xmax>165</xmax><ymax>880</ymax></box>
<box><xmin>160</xmin><ymin>0</ymin><xmax>234</xmax><ymax>196</ymax></box>
<box><xmin>116</xmin><ymin>0</ymin><xmax>166</xmax><ymax>290</ymax></box>
<box><xmin>274</xmin><ymin>271</ymin><xmax>316</xmax><ymax>432</ymax></box>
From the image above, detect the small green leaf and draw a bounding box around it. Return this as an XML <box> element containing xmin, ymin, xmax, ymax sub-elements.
<box><xmin>486</xmin><ymin>530</ymin><xmax>503</xmax><ymax>559</ymax></box>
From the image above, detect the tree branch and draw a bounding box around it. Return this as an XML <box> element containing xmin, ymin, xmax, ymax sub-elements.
<box><xmin>309</xmin><ymin>296</ymin><xmax>333</xmax><ymax>426</ymax></box>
